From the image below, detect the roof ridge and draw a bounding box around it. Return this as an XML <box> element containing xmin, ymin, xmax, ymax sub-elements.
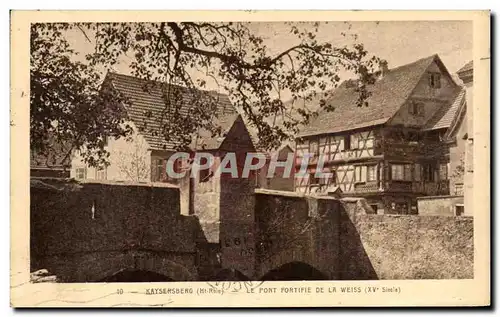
<box><xmin>385</xmin><ymin>54</ymin><xmax>437</xmax><ymax>74</ymax></box>
<box><xmin>107</xmin><ymin>71</ymin><xmax>229</xmax><ymax>97</ymax></box>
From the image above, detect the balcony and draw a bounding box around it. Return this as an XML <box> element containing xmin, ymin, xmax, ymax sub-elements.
<box><xmin>381</xmin><ymin>141</ymin><xmax>423</xmax><ymax>158</ymax></box>
<box><xmin>413</xmin><ymin>180</ymin><xmax>450</xmax><ymax>196</ymax></box>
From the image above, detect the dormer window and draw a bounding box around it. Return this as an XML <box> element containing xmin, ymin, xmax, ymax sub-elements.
<box><xmin>428</xmin><ymin>72</ymin><xmax>441</xmax><ymax>89</ymax></box>
<box><xmin>409</xmin><ymin>101</ymin><xmax>425</xmax><ymax>116</ymax></box>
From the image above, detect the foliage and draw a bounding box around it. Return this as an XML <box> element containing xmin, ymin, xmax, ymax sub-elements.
<box><xmin>451</xmin><ymin>154</ymin><xmax>465</xmax><ymax>181</ymax></box>
<box><xmin>30</xmin><ymin>23</ymin><xmax>133</xmax><ymax>168</ymax></box>
<box><xmin>31</xmin><ymin>22</ymin><xmax>384</xmax><ymax>167</ymax></box>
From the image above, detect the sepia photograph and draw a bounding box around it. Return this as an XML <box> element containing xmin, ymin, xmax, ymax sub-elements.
<box><xmin>11</xmin><ymin>10</ymin><xmax>490</xmax><ymax>307</ymax></box>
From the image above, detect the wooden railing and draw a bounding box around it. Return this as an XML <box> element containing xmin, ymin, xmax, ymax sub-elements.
<box><xmin>413</xmin><ymin>180</ymin><xmax>450</xmax><ymax>196</ymax></box>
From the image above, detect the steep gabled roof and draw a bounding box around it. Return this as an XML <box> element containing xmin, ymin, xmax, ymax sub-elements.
<box><xmin>423</xmin><ymin>88</ymin><xmax>466</xmax><ymax>131</ymax></box>
<box><xmin>443</xmin><ymin>89</ymin><xmax>468</xmax><ymax>141</ymax></box>
<box><xmin>298</xmin><ymin>54</ymin><xmax>452</xmax><ymax>137</ymax></box>
<box><xmin>457</xmin><ymin>60</ymin><xmax>473</xmax><ymax>74</ymax></box>
<box><xmin>106</xmin><ymin>72</ymin><xmax>238</xmax><ymax>151</ymax></box>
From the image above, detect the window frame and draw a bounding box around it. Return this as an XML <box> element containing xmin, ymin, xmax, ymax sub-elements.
<box><xmin>354</xmin><ymin>165</ymin><xmax>367</xmax><ymax>183</ymax></box>
<box><xmin>75</xmin><ymin>167</ymin><xmax>87</xmax><ymax>180</ymax></box>
<box><xmin>423</xmin><ymin>163</ymin><xmax>436</xmax><ymax>182</ymax></box>
<box><xmin>439</xmin><ymin>162</ymin><xmax>449</xmax><ymax>180</ymax></box>
<box><xmin>367</xmin><ymin>165</ymin><xmax>377</xmax><ymax>182</ymax></box>
<box><xmin>414</xmin><ymin>163</ymin><xmax>422</xmax><ymax>181</ymax></box>
<box><xmin>95</xmin><ymin>168</ymin><xmax>107</xmax><ymax>181</ymax></box>
<box><xmin>428</xmin><ymin>72</ymin><xmax>442</xmax><ymax>89</ymax></box>
<box><xmin>390</xmin><ymin>163</ymin><xmax>412</xmax><ymax>182</ymax></box>
<box><xmin>454</xmin><ymin>183</ymin><xmax>464</xmax><ymax>196</ymax></box>
<box><xmin>309</xmin><ymin>139</ymin><xmax>319</xmax><ymax>157</ymax></box>
<box><xmin>343</xmin><ymin>135</ymin><xmax>351</xmax><ymax>151</ymax></box>
<box><xmin>410</xmin><ymin>101</ymin><xmax>425</xmax><ymax>117</ymax></box>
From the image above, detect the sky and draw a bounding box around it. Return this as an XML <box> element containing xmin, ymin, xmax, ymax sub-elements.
<box><xmin>66</xmin><ymin>20</ymin><xmax>473</xmax><ymax>94</ymax></box>
<box><xmin>247</xmin><ymin>21</ymin><xmax>472</xmax><ymax>75</ymax></box>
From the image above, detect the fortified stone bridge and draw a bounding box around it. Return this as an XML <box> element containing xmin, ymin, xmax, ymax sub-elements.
<box><xmin>30</xmin><ymin>178</ymin><xmax>473</xmax><ymax>282</ymax></box>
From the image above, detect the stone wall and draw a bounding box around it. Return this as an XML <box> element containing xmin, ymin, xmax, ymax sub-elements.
<box><xmin>254</xmin><ymin>190</ymin><xmax>341</xmax><ymax>280</ymax></box>
<box><xmin>340</xmin><ymin>198</ymin><xmax>473</xmax><ymax>279</ymax></box>
<box><xmin>417</xmin><ymin>195</ymin><xmax>464</xmax><ymax>216</ymax></box>
<box><xmin>253</xmin><ymin>194</ymin><xmax>473</xmax><ymax>280</ymax></box>
<box><xmin>30</xmin><ymin>178</ymin><xmax>473</xmax><ymax>282</ymax></box>
<box><xmin>30</xmin><ymin>178</ymin><xmax>206</xmax><ymax>282</ymax></box>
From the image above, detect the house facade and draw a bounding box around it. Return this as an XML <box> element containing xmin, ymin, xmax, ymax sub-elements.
<box><xmin>294</xmin><ymin>54</ymin><xmax>465</xmax><ymax>215</ymax></box>
<box><xmin>416</xmin><ymin>60</ymin><xmax>474</xmax><ymax>216</ymax></box>
<box><xmin>70</xmin><ymin>72</ymin><xmax>256</xmax><ymax>221</ymax></box>
<box><xmin>457</xmin><ymin>61</ymin><xmax>474</xmax><ymax>215</ymax></box>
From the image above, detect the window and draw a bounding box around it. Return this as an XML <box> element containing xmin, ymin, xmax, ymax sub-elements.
<box><xmin>409</xmin><ymin>101</ymin><xmax>425</xmax><ymax>116</ymax></box>
<box><xmin>355</xmin><ymin>165</ymin><xmax>367</xmax><ymax>183</ymax></box>
<box><xmin>414</xmin><ymin>163</ymin><xmax>422</xmax><ymax>181</ymax></box>
<box><xmin>423</xmin><ymin>163</ymin><xmax>435</xmax><ymax>182</ymax></box>
<box><xmin>75</xmin><ymin>167</ymin><xmax>87</xmax><ymax>180</ymax></box>
<box><xmin>455</xmin><ymin>204</ymin><xmax>465</xmax><ymax>216</ymax></box>
<box><xmin>391</xmin><ymin>164</ymin><xmax>412</xmax><ymax>181</ymax></box>
<box><xmin>391</xmin><ymin>164</ymin><xmax>404</xmax><ymax>181</ymax></box>
<box><xmin>309</xmin><ymin>140</ymin><xmax>319</xmax><ymax>156</ymax></box>
<box><xmin>370</xmin><ymin>204</ymin><xmax>378</xmax><ymax>213</ymax></box>
<box><xmin>404</xmin><ymin>165</ymin><xmax>412</xmax><ymax>181</ymax></box>
<box><xmin>351</xmin><ymin>134</ymin><xmax>359</xmax><ymax>149</ymax></box>
<box><xmin>367</xmin><ymin>165</ymin><xmax>377</xmax><ymax>182</ymax></box>
<box><xmin>428</xmin><ymin>72</ymin><xmax>441</xmax><ymax>89</ymax></box>
<box><xmin>344</xmin><ymin>135</ymin><xmax>351</xmax><ymax>151</ymax></box>
<box><xmin>152</xmin><ymin>159</ymin><xmax>166</xmax><ymax>182</ymax></box>
<box><xmin>439</xmin><ymin>163</ymin><xmax>449</xmax><ymax>180</ymax></box>
<box><xmin>95</xmin><ymin>168</ymin><xmax>107</xmax><ymax>180</ymax></box>
<box><xmin>455</xmin><ymin>183</ymin><xmax>464</xmax><ymax>196</ymax></box>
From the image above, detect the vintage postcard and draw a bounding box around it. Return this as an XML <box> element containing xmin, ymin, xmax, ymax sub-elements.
<box><xmin>11</xmin><ymin>10</ymin><xmax>490</xmax><ymax>307</ymax></box>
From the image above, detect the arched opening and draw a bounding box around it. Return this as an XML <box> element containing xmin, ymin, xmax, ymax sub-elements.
<box><xmin>214</xmin><ymin>268</ymin><xmax>251</xmax><ymax>281</ymax></box>
<box><xmin>261</xmin><ymin>262</ymin><xmax>328</xmax><ymax>281</ymax></box>
<box><xmin>98</xmin><ymin>269</ymin><xmax>175</xmax><ymax>282</ymax></box>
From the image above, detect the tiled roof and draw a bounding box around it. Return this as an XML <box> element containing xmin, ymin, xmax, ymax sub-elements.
<box><xmin>107</xmin><ymin>72</ymin><xmax>238</xmax><ymax>151</ymax></box>
<box><xmin>298</xmin><ymin>54</ymin><xmax>444</xmax><ymax>137</ymax></box>
<box><xmin>457</xmin><ymin>61</ymin><xmax>473</xmax><ymax>74</ymax></box>
<box><xmin>423</xmin><ymin>88</ymin><xmax>466</xmax><ymax>131</ymax></box>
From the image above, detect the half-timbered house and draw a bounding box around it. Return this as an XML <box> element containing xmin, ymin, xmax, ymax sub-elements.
<box><xmin>294</xmin><ymin>54</ymin><xmax>464</xmax><ymax>214</ymax></box>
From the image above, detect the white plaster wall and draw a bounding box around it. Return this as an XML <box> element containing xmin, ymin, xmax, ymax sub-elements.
<box><xmin>463</xmin><ymin>81</ymin><xmax>474</xmax><ymax>216</ymax></box>
<box><xmin>70</xmin><ymin>121</ymin><xmax>151</xmax><ymax>183</ymax></box>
